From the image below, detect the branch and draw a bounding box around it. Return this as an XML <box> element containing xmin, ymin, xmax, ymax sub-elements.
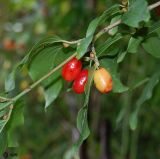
<box><xmin>61</xmin><ymin>39</ymin><xmax>82</xmax><ymax>45</ymax></box>
<box><xmin>94</xmin><ymin>0</ymin><xmax>160</xmax><ymax>41</ymax></box>
<box><xmin>94</xmin><ymin>20</ymin><xmax>122</xmax><ymax>41</ymax></box>
<box><xmin>11</xmin><ymin>0</ymin><xmax>160</xmax><ymax>102</ymax></box>
<box><xmin>13</xmin><ymin>53</ymin><xmax>76</xmax><ymax>101</ymax></box>
<box><xmin>0</xmin><ymin>96</ymin><xmax>13</xmax><ymax>102</ymax></box>
<box><xmin>148</xmin><ymin>1</ymin><xmax>160</xmax><ymax>10</ymax></box>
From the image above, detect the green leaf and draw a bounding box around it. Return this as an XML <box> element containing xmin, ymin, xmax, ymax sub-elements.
<box><xmin>130</xmin><ymin>77</ymin><xmax>149</xmax><ymax>91</ymax></box>
<box><xmin>77</xmin><ymin>68</ymin><xmax>94</xmax><ymax>139</ymax></box>
<box><xmin>5</xmin><ymin>71</ymin><xmax>16</xmax><ymax>93</ymax></box>
<box><xmin>117</xmin><ymin>51</ymin><xmax>127</xmax><ymax>63</ymax></box>
<box><xmin>100</xmin><ymin>59</ymin><xmax>128</xmax><ymax>93</ymax></box>
<box><xmin>0</xmin><ymin>109</ymin><xmax>8</xmax><ymax>118</ymax></box>
<box><xmin>76</xmin><ymin>5</ymin><xmax>121</xmax><ymax>59</ymax></box>
<box><xmin>5</xmin><ymin>36</ymin><xmax>67</xmax><ymax>90</ymax></box>
<box><xmin>7</xmin><ymin>100</ymin><xmax>24</xmax><ymax>147</ymax></box>
<box><xmin>109</xmin><ymin>15</ymin><xmax>121</xmax><ymax>35</ymax></box>
<box><xmin>76</xmin><ymin>17</ymin><xmax>100</xmax><ymax>59</ymax></box>
<box><xmin>5</xmin><ymin>61</ymin><xmax>25</xmax><ymax>93</ymax></box>
<box><xmin>0</xmin><ymin>120</ymin><xmax>6</xmax><ymax>129</ymax></box>
<box><xmin>142</xmin><ymin>37</ymin><xmax>160</xmax><ymax>58</ymax></box>
<box><xmin>122</xmin><ymin>0</ymin><xmax>150</xmax><ymax>27</ymax></box>
<box><xmin>29</xmin><ymin>46</ymin><xmax>71</xmax><ymax>85</ymax></box>
<box><xmin>97</xmin><ymin>33</ymin><xmax>122</xmax><ymax>56</ymax></box>
<box><xmin>127</xmin><ymin>36</ymin><xmax>143</xmax><ymax>53</ymax></box>
<box><xmin>0</xmin><ymin>101</ymin><xmax>12</xmax><ymax>111</ymax></box>
<box><xmin>86</xmin><ymin>17</ymin><xmax>100</xmax><ymax>37</ymax></box>
<box><xmin>76</xmin><ymin>35</ymin><xmax>93</xmax><ymax>59</ymax></box>
<box><xmin>0</xmin><ymin>130</ymin><xmax>7</xmax><ymax>156</ymax></box>
<box><xmin>99</xmin><ymin>4</ymin><xmax>121</xmax><ymax>25</ymax></box>
<box><xmin>116</xmin><ymin>106</ymin><xmax>126</xmax><ymax>125</ymax></box>
<box><xmin>77</xmin><ymin>107</ymin><xmax>90</xmax><ymax>140</ymax></box>
<box><xmin>66</xmin><ymin>68</ymin><xmax>95</xmax><ymax>159</ymax></box>
<box><xmin>148</xmin><ymin>20</ymin><xmax>160</xmax><ymax>35</ymax></box>
<box><xmin>130</xmin><ymin>70</ymin><xmax>160</xmax><ymax>130</ymax></box>
<box><xmin>28</xmin><ymin>45</ymin><xmax>73</xmax><ymax>108</ymax></box>
<box><xmin>0</xmin><ymin>102</ymin><xmax>13</xmax><ymax>133</ymax></box>
<box><xmin>44</xmin><ymin>79</ymin><xmax>63</xmax><ymax>109</ymax></box>
<box><xmin>27</xmin><ymin>36</ymin><xmax>64</xmax><ymax>63</ymax></box>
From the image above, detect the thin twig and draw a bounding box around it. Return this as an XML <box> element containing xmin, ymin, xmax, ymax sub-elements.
<box><xmin>94</xmin><ymin>0</ymin><xmax>160</xmax><ymax>41</ymax></box>
<box><xmin>94</xmin><ymin>20</ymin><xmax>122</xmax><ymax>41</ymax></box>
<box><xmin>148</xmin><ymin>1</ymin><xmax>160</xmax><ymax>10</ymax></box>
<box><xmin>61</xmin><ymin>39</ymin><xmax>82</xmax><ymax>44</ymax></box>
<box><xmin>0</xmin><ymin>96</ymin><xmax>13</xmax><ymax>102</ymax></box>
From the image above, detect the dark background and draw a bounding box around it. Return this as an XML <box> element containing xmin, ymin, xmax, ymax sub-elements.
<box><xmin>0</xmin><ymin>0</ymin><xmax>160</xmax><ymax>159</ymax></box>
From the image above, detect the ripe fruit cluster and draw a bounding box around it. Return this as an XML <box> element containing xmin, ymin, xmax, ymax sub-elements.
<box><xmin>61</xmin><ymin>57</ymin><xmax>113</xmax><ymax>94</ymax></box>
<box><xmin>62</xmin><ymin>57</ymin><xmax>88</xmax><ymax>94</ymax></box>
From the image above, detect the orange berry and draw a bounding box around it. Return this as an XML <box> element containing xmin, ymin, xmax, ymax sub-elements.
<box><xmin>94</xmin><ymin>67</ymin><xmax>112</xmax><ymax>93</ymax></box>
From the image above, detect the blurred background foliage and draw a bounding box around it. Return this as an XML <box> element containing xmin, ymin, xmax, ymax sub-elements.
<box><xmin>0</xmin><ymin>0</ymin><xmax>160</xmax><ymax>159</ymax></box>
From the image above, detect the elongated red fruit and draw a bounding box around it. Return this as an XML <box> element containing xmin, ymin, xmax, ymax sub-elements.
<box><xmin>72</xmin><ymin>69</ymin><xmax>88</xmax><ymax>94</ymax></box>
<box><xmin>94</xmin><ymin>67</ymin><xmax>112</xmax><ymax>93</ymax></box>
<box><xmin>62</xmin><ymin>57</ymin><xmax>82</xmax><ymax>81</ymax></box>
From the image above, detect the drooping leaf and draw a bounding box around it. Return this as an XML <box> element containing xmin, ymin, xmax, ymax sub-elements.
<box><xmin>99</xmin><ymin>4</ymin><xmax>121</xmax><ymax>25</ymax></box>
<box><xmin>117</xmin><ymin>51</ymin><xmax>127</xmax><ymax>63</ymax></box>
<box><xmin>86</xmin><ymin>17</ymin><xmax>101</xmax><ymax>37</ymax></box>
<box><xmin>0</xmin><ymin>130</ymin><xmax>7</xmax><ymax>156</ymax></box>
<box><xmin>66</xmin><ymin>68</ymin><xmax>95</xmax><ymax>159</ymax></box>
<box><xmin>0</xmin><ymin>102</ymin><xmax>12</xmax><ymax>112</ymax></box>
<box><xmin>6</xmin><ymin>100</ymin><xmax>24</xmax><ymax>147</ymax></box>
<box><xmin>130</xmin><ymin>77</ymin><xmax>149</xmax><ymax>91</ymax></box>
<box><xmin>0</xmin><ymin>102</ymin><xmax>13</xmax><ymax>133</ymax></box>
<box><xmin>5</xmin><ymin>59</ymin><xmax>26</xmax><ymax>92</ymax></box>
<box><xmin>130</xmin><ymin>70</ymin><xmax>160</xmax><ymax>130</ymax></box>
<box><xmin>28</xmin><ymin>45</ymin><xmax>73</xmax><ymax>108</ymax></box>
<box><xmin>122</xmin><ymin>0</ymin><xmax>150</xmax><ymax>27</ymax></box>
<box><xmin>76</xmin><ymin>5</ymin><xmax>121</xmax><ymax>59</ymax></box>
<box><xmin>100</xmin><ymin>59</ymin><xmax>128</xmax><ymax>93</ymax></box>
<box><xmin>116</xmin><ymin>105</ymin><xmax>126</xmax><ymax>125</ymax></box>
<box><xmin>28</xmin><ymin>46</ymin><xmax>71</xmax><ymax>85</ymax></box>
<box><xmin>127</xmin><ymin>36</ymin><xmax>143</xmax><ymax>53</ymax></box>
<box><xmin>76</xmin><ymin>67</ymin><xmax>95</xmax><ymax>139</ymax></box>
<box><xmin>76</xmin><ymin>106</ymin><xmax>90</xmax><ymax>141</ymax></box>
<box><xmin>142</xmin><ymin>36</ymin><xmax>160</xmax><ymax>58</ymax></box>
<box><xmin>5</xmin><ymin>71</ymin><xmax>16</xmax><ymax>93</ymax></box>
<box><xmin>27</xmin><ymin>36</ymin><xmax>65</xmax><ymax>63</ymax></box>
<box><xmin>86</xmin><ymin>5</ymin><xmax>121</xmax><ymax>37</ymax></box>
<box><xmin>76</xmin><ymin>36</ymin><xmax>93</xmax><ymax>59</ymax></box>
<box><xmin>44</xmin><ymin>79</ymin><xmax>63</xmax><ymax>109</ymax></box>
<box><xmin>4</xmin><ymin>36</ymin><xmax>69</xmax><ymax>93</ymax></box>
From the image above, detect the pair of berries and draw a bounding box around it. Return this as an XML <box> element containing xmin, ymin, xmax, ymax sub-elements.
<box><xmin>62</xmin><ymin>57</ymin><xmax>88</xmax><ymax>94</ymax></box>
<box><xmin>62</xmin><ymin>57</ymin><xmax>113</xmax><ymax>94</ymax></box>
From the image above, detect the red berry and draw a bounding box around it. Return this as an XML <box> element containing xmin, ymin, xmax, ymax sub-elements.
<box><xmin>72</xmin><ymin>69</ymin><xmax>88</xmax><ymax>94</ymax></box>
<box><xmin>62</xmin><ymin>57</ymin><xmax>82</xmax><ymax>81</ymax></box>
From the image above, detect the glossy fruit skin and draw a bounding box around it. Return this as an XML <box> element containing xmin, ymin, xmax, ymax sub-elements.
<box><xmin>62</xmin><ymin>57</ymin><xmax>82</xmax><ymax>81</ymax></box>
<box><xmin>94</xmin><ymin>67</ymin><xmax>112</xmax><ymax>93</ymax></box>
<box><xmin>72</xmin><ymin>69</ymin><xmax>88</xmax><ymax>94</ymax></box>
